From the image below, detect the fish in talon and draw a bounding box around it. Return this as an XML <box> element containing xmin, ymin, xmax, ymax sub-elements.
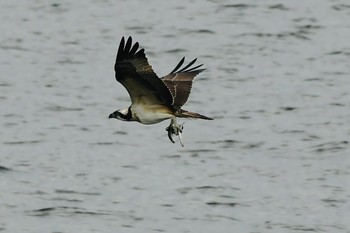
<box><xmin>178</xmin><ymin>130</ymin><xmax>184</xmax><ymax>147</ymax></box>
<box><xmin>166</xmin><ymin>122</ymin><xmax>184</xmax><ymax>145</ymax></box>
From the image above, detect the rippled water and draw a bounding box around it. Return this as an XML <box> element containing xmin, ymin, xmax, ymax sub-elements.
<box><xmin>1</xmin><ymin>0</ymin><xmax>350</xmax><ymax>232</ymax></box>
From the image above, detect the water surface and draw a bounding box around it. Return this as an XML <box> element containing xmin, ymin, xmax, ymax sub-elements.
<box><xmin>1</xmin><ymin>0</ymin><xmax>350</xmax><ymax>232</ymax></box>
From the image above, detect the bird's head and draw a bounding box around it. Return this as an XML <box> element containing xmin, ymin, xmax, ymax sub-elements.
<box><xmin>108</xmin><ymin>108</ymin><xmax>131</xmax><ymax>121</ymax></box>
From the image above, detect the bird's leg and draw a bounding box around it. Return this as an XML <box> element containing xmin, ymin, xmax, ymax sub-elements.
<box><xmin>166</xmin><ymin>118</ymin><xmax>184</xmax><ymax>146</ymax></box>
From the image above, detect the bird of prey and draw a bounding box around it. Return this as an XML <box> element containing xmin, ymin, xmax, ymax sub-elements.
<box><xmin>109</xmin><ymin>36</ymin><xmax>213</xmax><ymax>146</ymax></box>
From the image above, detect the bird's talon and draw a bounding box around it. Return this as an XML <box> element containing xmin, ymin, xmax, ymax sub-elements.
<box><xmin>167</xmin><ymin>127</ymin><xmax>175</xmax><ymax>143</ymax></box>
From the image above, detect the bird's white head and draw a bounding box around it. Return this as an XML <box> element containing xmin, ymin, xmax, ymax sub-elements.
<box><xmin>108</xmin><ymin>108</ymin><xmax>131</xmax><ymax>121</ymax></box>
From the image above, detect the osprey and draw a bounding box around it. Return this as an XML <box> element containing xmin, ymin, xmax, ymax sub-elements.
<box><xmin>109</xmin><ymin>36</ymin><xmax>213</xmax><ymax>146</ymax></box>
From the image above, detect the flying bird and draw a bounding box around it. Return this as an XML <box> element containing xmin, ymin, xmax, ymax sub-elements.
<box><xmin>109</xmin><ymin>36</ymin><xmax>213</xmax><ymax>146</ymax></box>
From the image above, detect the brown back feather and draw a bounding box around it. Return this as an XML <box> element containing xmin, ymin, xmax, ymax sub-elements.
<box><xmin>161</xmin><ymin>57</ymin><xmax>205</xmax><ymax>110</ymax></box>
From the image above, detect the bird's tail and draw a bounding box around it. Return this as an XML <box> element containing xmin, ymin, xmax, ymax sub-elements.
<box><xmin>177</xmin><ymin>110</ymin><xmax>213</xmax><ymax>120</ymax></box>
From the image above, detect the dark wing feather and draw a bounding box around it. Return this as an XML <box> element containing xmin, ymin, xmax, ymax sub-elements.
<box><xmin>114</xmin><ymin>36</ymin><xmax>173</xmax><ymax>106</ymax></box>
<box><xmin>161</xmin><ymin>58</ymin><xmax>205</xmax><ymax>110</ymax></box>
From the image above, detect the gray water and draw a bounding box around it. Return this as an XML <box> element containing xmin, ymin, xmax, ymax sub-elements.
<box><xmin>1</xmin><ymin>0</ymin><xmax>350</xmax><ymax>232</ymax></box>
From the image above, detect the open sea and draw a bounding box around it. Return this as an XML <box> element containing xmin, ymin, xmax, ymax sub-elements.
<box><xmin>1</xmin><ymin>0</ymin><xmax>350</xmax><ymax>232</ymax></box>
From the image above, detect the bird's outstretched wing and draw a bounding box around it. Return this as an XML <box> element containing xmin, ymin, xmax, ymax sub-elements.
<box><xmin>114</xmin><ymin>36</ymin><xmax>173</xmax><ymax>106</ymax></box>
<box><xmin>161</xmin><ymin>57</ymin><xmax>205</xmax><ymax>110</ymax></box>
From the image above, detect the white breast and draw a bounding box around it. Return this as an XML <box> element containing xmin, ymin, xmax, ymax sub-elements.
<box><xmin>131</xmin><ymin>104</ymin><xmax>174</xmax><ymax>125</ymax></box>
